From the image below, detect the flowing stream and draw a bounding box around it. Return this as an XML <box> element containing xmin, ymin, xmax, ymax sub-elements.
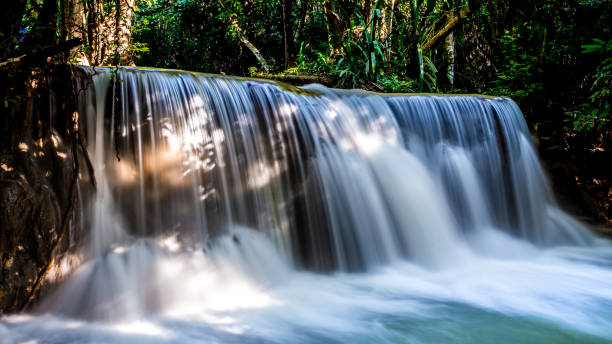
<box><xmin>1</xmin><ymin>68</ymin><xmax>611</xmax><ymax>343</ymax></box>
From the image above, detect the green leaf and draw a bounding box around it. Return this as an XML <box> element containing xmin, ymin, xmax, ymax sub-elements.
<box><xmin>371</xmin><ymin>52</ymin><xmax>377</xmax><ymax>75</ymax></box>
<box><xmin>336</xmin><ymin>58</ymin><xmax>345</xmax><ymax>69</ymax></box>
<box><xmin>373</xmin><ymin>42</ymin><xmax>385</xmax><ymax>61</ymax></box>
<box><xmin>581</xmin><ymin>44</ymin><xmax>602</xmax><ymax>54</ymax></box>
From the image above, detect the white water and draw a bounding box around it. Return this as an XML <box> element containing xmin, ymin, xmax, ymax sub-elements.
<box><xmin>1</xmin><ymin>68</ymin><xmax>611</xmax><ymax>343</ymax></box>
<box><xmin>2</xmin><ymin>237</ymin><xmax>612</xmax><ymax>343</ymax></box>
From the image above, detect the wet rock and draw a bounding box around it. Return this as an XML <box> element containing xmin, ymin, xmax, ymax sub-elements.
<box><xmin>0</xmin><ymin>66</ymin><xmax>93</xmax><ymax>314</ymax></box>
<box><xmin>0</xmin><ymin>144</ymin><xmax>71</xmax><ymax>312</ymax></box>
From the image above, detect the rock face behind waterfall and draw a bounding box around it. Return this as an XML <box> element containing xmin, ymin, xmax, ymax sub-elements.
<box><xmin>0</xmin><ymin>67</ymin><xmax>93</xmax><ymax>313</ymax></box>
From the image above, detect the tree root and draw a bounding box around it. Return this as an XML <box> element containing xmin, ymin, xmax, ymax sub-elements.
<box><xmin>78</xmin><ymin>131</ymin><xmax>96</xmax><ymax>189</ymax></box>
<box><xmin>20</xmin><ymin>121</ymin><xmax>81</xmax><ymax>312</ymax></box>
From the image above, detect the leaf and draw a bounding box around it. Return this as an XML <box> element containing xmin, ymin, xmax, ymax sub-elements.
<box><xmin>373</xmin><ymin>42</ymin><xmax>385</xmax><ymax>61</ymax></box>
<box><xmin>336</xmin><ymin>58</ymin><xmax>345</xmax><ymax>70</ymax></box>
<box><xmin>581</xmin><ymin>44</ymin><xmax>602</xmax><ymax>54</ymax></box>
<box><xmin>371</xmin><ymin>52</ymin><xmax>377</xmax><ymax>75</ymax></box>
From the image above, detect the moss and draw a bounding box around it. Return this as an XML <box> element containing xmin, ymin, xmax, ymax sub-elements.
<box><xmin>85</xmin><ymin>67</ymin><xmax>516</xmax><ymax>101</ymax></box>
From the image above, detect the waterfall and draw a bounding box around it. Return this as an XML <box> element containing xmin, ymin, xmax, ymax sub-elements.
<box><xmin>78</xmin><ymin>68</ymin><xmax>592</xmax><ymax>269</ymax></box>
<box><xmin>2</xmin><ymin>67</ymin><xmax>610</xmax><ymax>344</ymax></box>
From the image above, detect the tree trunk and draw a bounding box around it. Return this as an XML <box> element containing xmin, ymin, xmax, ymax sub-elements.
<box><xmin>64</xmin><ymin>0</ymin><xmax>136</xmax><ymax>65</ymax></box>
<box><xmin>409</xmin><ymin>0</ymin><xmax>421</xmax><ymax>88</ymax></box>
<box><xmin>323</xmin><ymin>0</ymin><xmax>342</xmax><ymax>47</ymax></box>
<box><xmin>216</xmin><ymin>0</ymin><xmax>270</xmax><ymax>72</ymax></box>
<box><xmin>281</xmin><ymin>0</ymin><xmax>295</xmax><ymax>67</ymax></box>
<box><xmin>232</xmin><ymin>17</ymin><xmax>270</xmax><ymax>72</ymax></box>
<box><xmin>295</xmin><ymin>0</ymin><xmax>310</xmax><ymax>43</ymax></box>
<box><xmin>446</xmin><ymin>31</ymin><xmax>455</xmax><ymax>86</ymax></box>
<box><xmin>379</xmin><ymin>0</ymin><xmax>396</xmax><ymax>62</ymax></box>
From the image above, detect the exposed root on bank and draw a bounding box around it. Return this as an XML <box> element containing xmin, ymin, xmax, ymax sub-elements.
<box><xmin>21</xmin><ymin>111</ymin><xmax>82</xmax><ymax>311</ymax></box>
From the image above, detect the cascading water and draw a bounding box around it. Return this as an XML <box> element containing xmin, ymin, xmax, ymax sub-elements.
<box><xmin>1</xmin><ymin>68</ymin><xmax>611</xmax><ymax>343</ymax></box>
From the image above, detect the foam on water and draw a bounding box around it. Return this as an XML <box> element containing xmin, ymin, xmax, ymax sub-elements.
<box><xmin>2</xmin><ymin>234</ymin><xmax>612</xmax><ymax>343</ymax></box>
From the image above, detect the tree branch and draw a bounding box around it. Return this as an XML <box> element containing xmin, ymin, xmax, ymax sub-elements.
<box><xmin>421</xmin><ymin>6</ymin><xmax>470</xmax><ymax>53</ymax></box>
<box><xmin>0</xmin><ymin>38</ymin><xmax>82</xmax><ymax>71</ymax></box>
<box><xmin>216</xmin><ymin>0</ymin><xmax>270</xmax><ymax>72</ymax></box>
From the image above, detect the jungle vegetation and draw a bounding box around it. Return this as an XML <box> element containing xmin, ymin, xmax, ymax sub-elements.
<box><xmin>1</xmin><ymin>0</ymin><xmax>611</xmax><ymax>221</ymax></box>
<box><xmin>127</xmin><ymin>0</ymin><xmax>612</xmax><ymax>133</ymax></box>
<box><xmin>1</xmin><ymin>0</ymin><xmax>610</xmax><ymax>130</ymax></box>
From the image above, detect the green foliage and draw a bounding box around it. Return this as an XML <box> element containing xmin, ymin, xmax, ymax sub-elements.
<box><xmin>334</xmin><ymin>4</ymin><xmax>386</xmax><ymax>87</ymax></box>
<box><xmin>132</xmin><ymin>0</ymin><xmax>283</xmax><ymax>74</ymax></box>
<box><xmin>468</xmin><ymin>0</ymin><xmax>611</xmax><ymax>134</ymax></box>
<box><xmin>129</xmin><ymin>0</ymin><xmax>612</xmax><ymax>135</ymax></box>
<box><xmin>569</xmin><ymin>39</ymin><xmax>612</xmax><ymax>131</ymax></box>
<box><xmin>485</xmin><ymin>30</ymin><xmax>542</xmax><ymax>103</ymax></box>
<box><xmin>131</xmin><ymin>0</ymin><xmax>453</xmax><ymax>90</ymax></box>
<box><xmin>582</xmin><ymin>38</ymin><xmax>612</xmax><ymax>54</ymax></box>
<box><xmin>378</xmin><ymin>75</ymin><xmax>417</xmax><ymax>93</ymax></box>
